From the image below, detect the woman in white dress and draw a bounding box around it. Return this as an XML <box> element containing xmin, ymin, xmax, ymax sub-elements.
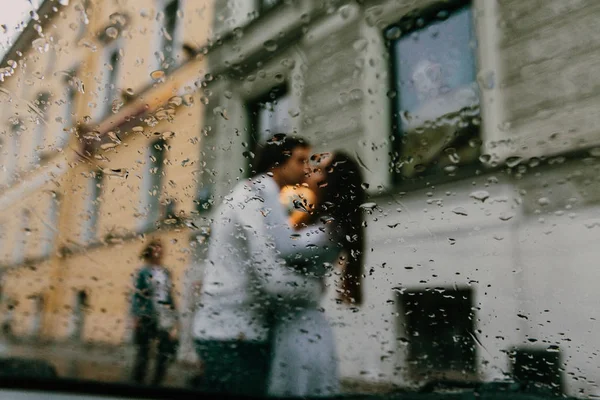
<box><xmin>267</xmin><ymin>151</ymin><xmax>366</xmax><ymax>397</ymax></box>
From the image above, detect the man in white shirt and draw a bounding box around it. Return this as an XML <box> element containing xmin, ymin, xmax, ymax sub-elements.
<box><xmin>192</xmin><ymin>134</ymin><xmax>326</xmax><ymax>396</ymax></box>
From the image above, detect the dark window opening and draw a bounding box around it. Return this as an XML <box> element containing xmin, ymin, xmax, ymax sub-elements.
<box><xmin>385</xmin><ymin>0</ymin><xmax>481</xmax><ymax>185</ymax></box>
<box><xmin>399</xmin><ymin>288</ymin><xmax>476</xmax><ymax>381</ymax></box>
<box><xmin>510</xmin><ymin>347</ymin><xmax>563</xmax><ymax>395</ymax></box>
<box><xmin>105</xmin><ymin>49</ymin><xmax>120</xmax><ymax>115</ymax></box>
<box><xmin>162</xmin><ymin>0</ymin><xmax>179</xmax><ymax>69</ymax></box>
<box><xmin>246</xmin><ymin>84</ymin><xmax>291</xmax><ymax>177</ymax></box>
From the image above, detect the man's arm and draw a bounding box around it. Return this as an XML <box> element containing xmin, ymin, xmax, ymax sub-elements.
<box><xmin>234</xmin><ymin>183</ymin><xmax>323</xmax><ymax>302</ymax></box>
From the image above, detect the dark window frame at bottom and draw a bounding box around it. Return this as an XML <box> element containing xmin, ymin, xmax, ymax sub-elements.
<box><xmin>399</xmin><ymin>287</ymin><xmax>477</xmax><ymax>380</ymax></box>
<box><xmin>384</xmin><ymin>0</ymin><xmax>482</xmax><ymax>188</ymax></box>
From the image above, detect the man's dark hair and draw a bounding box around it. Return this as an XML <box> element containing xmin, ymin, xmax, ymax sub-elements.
<box><xmin>253</xmin><ymin>133</ymin><xmax>311</xmax><ymax>175</ymax></box>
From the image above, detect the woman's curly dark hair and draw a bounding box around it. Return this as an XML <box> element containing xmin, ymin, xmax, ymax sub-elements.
<box><xmin>318</xmin><ymin>152</ymin><xmax>366</xmax><ymax>305</ymax></box>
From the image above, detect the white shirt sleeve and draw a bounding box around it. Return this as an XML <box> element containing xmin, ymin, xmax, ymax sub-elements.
<box><xmin>234</xmin><ymin>183</ymin><xmax>323</xmax><ymax>302</ymax></box>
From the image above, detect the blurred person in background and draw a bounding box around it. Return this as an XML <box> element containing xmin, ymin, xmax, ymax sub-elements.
<box><xmin>266</xmin><ymin>151</ymin><xmax>366</xmax><ymax>397</ymax></box>
<box><xmin>130</xmin><ymin>239</ymin><xmax>179</xmax><ymax>386</ymax></box>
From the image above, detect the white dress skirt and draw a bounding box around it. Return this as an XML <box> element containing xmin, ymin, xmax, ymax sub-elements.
<box><xmin>267</xmin><ymin>306</ymin><xmax>339</xmax><ymax>397</ymax></box>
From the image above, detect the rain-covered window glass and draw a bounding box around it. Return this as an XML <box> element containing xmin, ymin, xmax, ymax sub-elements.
<box><xmin>387</xmin><ymin>3</ymin><xmax>480</xmax><ymax>181</ymax></box>
<box><xmin>80</xmin><ymin>171</ymin><xmax>103</xmax><ymax>245</ymax></box>
<box><xmin>247</xmin><ymin>84</ymin><xmax>291</xmax><ymax>163</ymax></box>
<box><xmin>139</xmin><ymin>139</ymin><xmax>166</xmax><ymax>230</ymax></box>
<box><xmin>42</xmin><ymin>193</ymin><xmax>59</xmax><ymax>257</ymax></box>
<box><xmin>32</xmin><ymin>91</ymin><xmax>50</xmax><ymax>165</ymax></box>
<box><xmin>400</xmin><ymin>288</ymin><xmax>476</xmax><ymax>380</ymax></box>
<box><xmin>161</xmin><ymin>0</ymin><xmax>179</xmax><ymax>69</ymax></box>
<box><xmin>12</xmin><ymin>209</ymin><xmax>30</xmax><ymax>265</ymax></box>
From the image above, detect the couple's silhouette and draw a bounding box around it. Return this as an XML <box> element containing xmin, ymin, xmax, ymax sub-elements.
<box><xmin>192</xmin><ymin>134</ymin><xmax>366</xmax><ymax>397</ymax></box>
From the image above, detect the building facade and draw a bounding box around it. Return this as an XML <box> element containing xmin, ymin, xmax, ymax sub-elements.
<box><xmin>0</xmin><ymin>0</ymin><xmax>213</xmax><ymax>361</ymax></box>
<box><xmin>192</xmin><ymin>0</ymin><xmax>600</xmax><ymax>397</ymax></box>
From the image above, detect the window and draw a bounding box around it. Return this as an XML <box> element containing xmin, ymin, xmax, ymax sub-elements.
<box><xmin>32</xmin><ymin>92</ymin><xmax>51</xmax><ymax>164</ymax></box>
<box><xmin>80</xmin><ymin>171</ymin><xmax>103</xmax><ymax>245</ymax></box>
<box><xmin>6</xmin><ymin>120</ymin><xmax>23</xmax><ymax>184</ymax></box>
<box><xmin>58</xmin><ymin>70</ymin><xmax>80</xmax><ymax>148</ymax></box>
<box><xmin>386</xmin><ymin>2</ymin><xmax>480</xmax><ymax>183</ymax></box>
<box><xmin>510</xmin><ymin>347</ymin><xmax>563</xmax><ymax>395</ymax></box>
<box><xmin>42</xmin><ymin>193</ymin><xmax>60</xmax><ymax>257</ymax></box>
<box><xmin>246</xmin><ymin>84</ymin><xmax>291</xmax><ymax>175</ymax></box>
<box><xmin>12</xmin><ymin>209</ymin><xmax>30</xmax><ymax>265</ymax></box>
<box><xmin>139</xmin><ymin>139</ymin><xmax>167</xmax><ymax>230</ymax></box>
<box><xmin>71</xmin><ymin>290</ymin><xmax>88</xmax><ymax>340</ymax></box>
<box><xmin>399</xmin><ymin>288</ymin><xmax>476</xmax><ymax>380</ymax></box>
<box><xmin>105</xmin><ymin>49</ymin><xmax>121</xmax><ymax>116</ymax></box>
<box><xmin>160</xmin><ymin>0</ymin><xmax>179</xmax><ymax>69</ymax></box>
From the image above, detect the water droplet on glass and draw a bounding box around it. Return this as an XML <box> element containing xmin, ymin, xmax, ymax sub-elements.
<box><xmin>150</xmin><ymin>70</ymin><xmax>166</xmax><ymax>81</ymax></box>
<box><xmin>182</xmin><ymin>94</ymin><xmax>194</xmax><ymax>106</ymax></box>
<box><xmin>499</xmin><ymin>212</ymin><xmax>514</xmax><ymax>221</ymax></box>
<box><xmin>479</xmin><ymin>154</ymin><xmax>491</xmax><ymax>163</ymax></box>
<box><xmin>338</xmin><ymin>5</ymin><xmax>352</xmax><ymax>19</ymax></box>
<box><xmin>107</xmin><ymin>131</ymin><xmax>120</xmax><ymax>142</ymax></box>
<box><xmin>470</xmin><ymin>190</ymin><xmax>490</xmax><ymax>202</ymax></box>
<box><xmin>32</xmin><ymin>38</ymin><xmax>49</xmax><ymax>53</ymax></box>
<box><xmin>538</xmin><ymin>197</ymin><xmax>550</xmax><ymax>206</ymax></box>
<box><xmin>360</xmin><ymin>202</ymin><xmax>377</xmax><ymax>211</ymax></box>
<box><xmin>162</xmin><ymin>131</ymin><xmax>175</xmax><ymax>139</ymax></box>
<box><xmin>352</xmin><ymin>38</ymin><xmax>368</xmax><ymax>52</ymax></box>
<box><xmin>125</xmin><ymin>87</ymin><xmax>134</xmax><ymax>96</ymax></box>
<box><xmin>105</xmin><ymin>26</ymin><xmax>119</xmax><ymax>39</ymax></box>
<box><xmin>168</xmin><ymin>96</ymin><xmax>182</xmax><ymax>107</ymax></box>
<box><xmin>263</xmin><ymin>40</ymin><xmax>277</xmax><ymax>52</ymax></box>
<box><xmin>385</xmin><ymin>26</ymin><xmax>401</xmax><ymax>40</ymax></box>
<box><xmin>506</xmin><ymin>156</ymin><xmax>523</xmax><ymax>168</ymax></box>
<box><xmin>414</xmin><ymin>164</ymin><xmax>426</xmax><ymax>173</ymax></box>
<box><xmin>100</xmin><ymin>142</ymin><xmax>118</xmax><ymax>150</ymax></box>
<box><xmin>477</xmin><ymin>70</ymin><xmax>495</xmax><ymax>90</ymax></box>
<box><xmin>452</xmin><ymin>207</ymin><xmax>468</xmax><ymax>216</ymax></box>
<box><xmin>528</xmin><ymin>157</ymin><xmax>540</xmax><ymax>168</ymax></box>
<box><xmin>132</xmin><ymin>126</ymin><xmax>144</xmax><ymax>133</ymax></box>
<box><xmin>224</xmin><ymin>90</ymin><xmax>233</xmax><ymax>99</ymax></box>
<box><xmin>589</xmin><ymin>148</ymin><xmax>600</xmax><ymax>157</ymax></box>
<box><xmin>83</xmin><ymin>115</ymin><xmax>92</xmax><ymax>123</ymax></box>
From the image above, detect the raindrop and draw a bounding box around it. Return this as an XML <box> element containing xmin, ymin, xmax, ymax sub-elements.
<box><xmin>444</xmin><ymin>165</ymin><xmax>457</xmax><ymax>173</ymax></box>
<box><xmin>109</xmin><ymin>12</ymin><xmax>128</xmax><ymax>26</ymax></box>
<box><xmin>547</xmin><ymin>345</ymin><xmax>560</xmax><ymax>353</ymax></box>
<box><xmin>538</xmin><ymin>197</ymin><xmax>550</xmax><ymax>206</ymax></box>
<box><xmin>506</xmin><ymin>156</ymin><xmax>523</xmax><ymax>168</ymax></box>
<box><xmin>452</xmin><ymin>207</ymin><xmax>468</xmax><ymax>216</ymax></box>
<box><xmin>477</xmin><ymin>69</ymin><xmax>495</xmax><ymax>90</ymax></box>
<box><xmin>168</xmin><ymin>96</ymin><xmax>182</xmax><ymax>107</ymax></box>
<box><xmin>385</xmin><ymin>26</ymin><xmax>401</xmax><ymax>40</ymax></box>
<box><xmin>150</xmin><ymin>70</ymin><xmax>166</xmax><ymax>81</ymax></box>
<box><xmin>517</xmin><ymin>314</ymin><xmax>528</xmax><ymax>320</ymax></box>
<box><xmin>528</xmin><ymin>157</ymin><xmax>540</xmax><ymax>168</ymax></box>
<box><xmin>162</xmin><ymin>131</ymin><xmax>175</xmax><ymax>139</ymax></box>
<box><xmin>125</xmin><ymin>87</ymin><xmax>134</xmax><ymax>96</ymax></box>
<box><xmin>132</xmin><ymin>126</ymin><xmax>144</xmax><ymax>133</ymax></box>
<box><xmin>32</xmin><ymin>38</ymin><xmax>49</xmax><ymax>53</ymax></box>
<box><xmin>352</xmin><ymin>38</ymin><xmax>368</xmax><ymax>52</ymax></box>
<box><xmin>263</xmin><ymin>40</ymin><xmax>278</xmax><ymax>52</ymax></box>
<box><xmin>386</xmin><ymin>90</ymin><xmax>397</xmax><ymax>99</ymax></box>
<box><xmin>499</xmin><ymin>212</ymin><xmax>514</xmax><ymax>221</ymax></box>
<box><xmin>105</xmin><ymin>26</ymin><xmax>119</xmax><ymax>39</ymax></box>
<box><xmin>100</xmin><ymin>142</ymin><xmax>118</xmax><ymax>150</ymax></box>
<box><xmin>414</xmin><ymin>164</ymin><xmax>426</xmax><ymax>173</ymax></box>
<box><xmin>470</xmin><ymin>190</ymin><xmax>490</xmax><ymax>202</ymax></box>
<box><xmin>361</xmin><ymin>183</ymin><xmax>369</xmax><ymax>190</ymax></box>
<box><xmin>359</xmin><ymin>202</ymin><xmax>377</xmax><ymax>211</ymax></box>
<box><xmin>589</xmin><ymin>148</ymin><xmax>600</xmax><ymax>157</ymax></box>
<box><xmin>107</xmin><ymin>131</ymin><xmax>120</xmax><ymax>142</ymax></box>
<box><xmin>224</xmin><ymin>90</ymin><xmax>233</xmax><ymax>99</ymax></box>
<box><xmin>338</xmin><ymin>5</ymin><xmax>352</xmax><ymax>19</ymax></box>
<box><xmin>182</xmin><ymin>94</ymin><xmax>194</xmax><ymax>106</ymax></box>
<box><xmin>83</xmin><ymin>115</ymin><xmax>92</xmax><ymax>123</ymax></box>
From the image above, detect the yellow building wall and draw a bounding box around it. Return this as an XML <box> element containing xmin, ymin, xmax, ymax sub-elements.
<box><xmin>0</xmin><ymin>0</ymin><xmax>213</xmax><ymax>344</ymax></box>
